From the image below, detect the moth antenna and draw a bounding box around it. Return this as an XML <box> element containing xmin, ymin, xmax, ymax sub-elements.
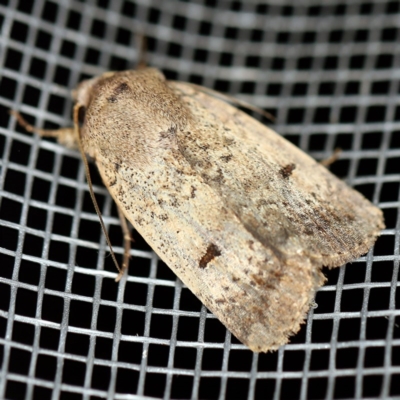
<box><xmin>179</xmin><ymin>82</ymin><xmax>276</xmax><ymax>123</ymax></box>
<box><xmin>136</xmin><ymin>33</ymin><xmax>147</xmax><ymax>70</ymax></box>
<box><xmin>115</xmin><ymin>206</ymin><xmax>132</xmax><ymax>282</ymax></box>
<box><xmin>73</xmin><ymin>104</ymin><xmax>123</xmax><ymax>278</ymax></box>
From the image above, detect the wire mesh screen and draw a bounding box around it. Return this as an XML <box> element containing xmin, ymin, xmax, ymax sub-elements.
<box><xmin>0</xmin><ymin>0</ymin><xmax>399</xmax><ymax>399</ymax></box>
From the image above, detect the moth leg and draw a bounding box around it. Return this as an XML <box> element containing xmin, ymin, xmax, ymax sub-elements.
<box><xmin>115</xmin><ymin>205</ymin><xmax>132</xmax><ymax>282</ymax></box>
<box><xmin>135</xmin><ymin>34</ymin><xmax>147</xmax><ymax>69</ymax></box>
<box><xmin>10</xmin><ymin>110</ymin><xmax>77</xmax><ymax>149</ymax></box>
<box><xmin>320</xmin><ymin>148</ymin><xmax>342</xmax><ymax>167</ymax></box>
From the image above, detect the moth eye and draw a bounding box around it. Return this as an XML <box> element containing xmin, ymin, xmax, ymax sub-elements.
<box><xmin>78</xmin><ymin>106</ymin><xmax>86</xmax><ymax>125</ymax></box>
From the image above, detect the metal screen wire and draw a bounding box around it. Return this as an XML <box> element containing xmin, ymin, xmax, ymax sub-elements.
<box><xmin>0</xmin><ymin>0</ymin><xmax>399</xmax><ymax>399</ymax></box>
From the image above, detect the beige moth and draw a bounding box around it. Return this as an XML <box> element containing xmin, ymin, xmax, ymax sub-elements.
<box><xmin>12</xmin><ymin>68</ymin><xmax>385</xmax><ymax>352</ymax></box>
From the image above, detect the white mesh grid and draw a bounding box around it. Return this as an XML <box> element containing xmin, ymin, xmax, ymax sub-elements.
<box><xmin>0</xmin><ymin>0</ymin><xmax>399</xmax><ymax>399</ymax></box>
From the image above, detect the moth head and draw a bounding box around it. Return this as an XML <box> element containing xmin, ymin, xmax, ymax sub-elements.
<box><xmin>72</xmin><ymin>71</ymin><xmax>117</xmax><ymax>108</ymax></box>
<box><xmin>73</xmin><ymin>68</ymin><xmax>189</xmax><ymax>165</ymax></box>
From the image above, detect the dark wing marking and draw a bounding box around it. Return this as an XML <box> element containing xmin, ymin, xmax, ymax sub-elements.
<box><xmin>171</xmin><ymin>81</ymin><xmax>384</xmax><ymax>269</ymax></box>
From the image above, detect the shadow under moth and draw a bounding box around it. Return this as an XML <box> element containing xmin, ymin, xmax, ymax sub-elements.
<box><xmin>13</xmin><ymin>67</ymin><xmax>385</xmax><ymax>352</ymax></box>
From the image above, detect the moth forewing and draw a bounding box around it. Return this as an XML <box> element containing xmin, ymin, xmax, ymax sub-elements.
<box><xmin>16</xmin><ymin>68</ymin><xmax>384</xmax><ymax>352</ymax></box>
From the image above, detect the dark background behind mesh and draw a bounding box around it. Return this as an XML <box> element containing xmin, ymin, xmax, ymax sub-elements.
<box><xmin>0</xmin><ymin>0</ymin><xmax>399</xmax><ymax>399</ymax></box>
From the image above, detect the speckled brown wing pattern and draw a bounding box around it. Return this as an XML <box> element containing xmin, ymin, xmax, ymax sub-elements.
<box><xmin>80</xmin><ymin>69</ymin><xmax>383</xmax><ymax>352</ymax></box>
<box><xmin>171</xmin><ymin>81</ymin><xmax>384</xmax><ymax>270</ymax></box>
<box><xmin>97</xmin><ymin>145</ymin><xmax>326</xmax><ymax>352</ymax></box>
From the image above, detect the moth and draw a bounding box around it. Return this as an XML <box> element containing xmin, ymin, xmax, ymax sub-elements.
<box><xmin>12</xmin><ymin>67</ymin><xmax>385</xmax><ymax>352</ymax></box>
